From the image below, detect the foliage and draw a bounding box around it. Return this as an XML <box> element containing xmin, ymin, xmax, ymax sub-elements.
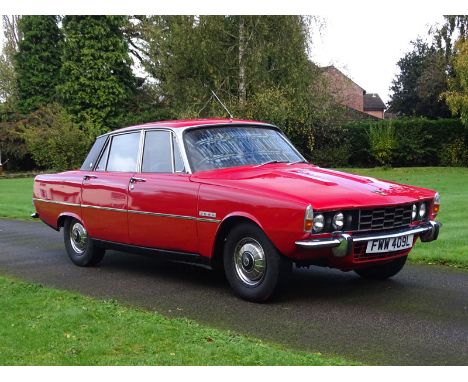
<box><xmin>0</xmin><ymin>103</ymin><xmax>31</xmax><ymax>171</ymax></box>
<box><xmin>367</xmin><ymin>124</ymin><xmax>396</xmax><ymax>166</ymax></box>
<box><xmin>345</xmin><ymin>118</ymin><xmax>465</xmax><ymax>167</ymax></box>
<box><xmin>58</xmin><ymin>16</ymin><xmax>136</xmax><ymax>135</ymax></box>
<box><xmin>440</xmin><ymin>137</ymin><xmax>468</xmax><ymax>166</ymax></box>
<box><xmin>388</xmin><ymin>39</ymin><xmax>450</xmax><ymax>118</ymax></box>
<box><xmin>0</xmin><ymin>16</ymin><xmax>21</xmax><ymax>105</ymax></box>
<box><xmin>15</xmin><ymin>16</ymin><xmax>62</xmax><ymax>113</ymax></box>
<box><xmin>19</xmin><ymin>104</ymin><xmax>91</xmax><ymax>171</ymax></box>
<box><xmin>443</xmin><ymin>39</ymin><xmax>468</xmax><ymax>126</ymax></box>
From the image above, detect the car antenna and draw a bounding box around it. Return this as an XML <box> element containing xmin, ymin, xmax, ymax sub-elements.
<box><xmin>211</xmin><ymin>90</ymin><xmax>233</xmax><ymax>121</ymax></box>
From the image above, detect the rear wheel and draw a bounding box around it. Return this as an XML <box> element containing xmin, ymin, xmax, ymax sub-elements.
<box><xmin>354</xmin><ymin>255</ymin><xmax>407</xmax><ymax>280</ymax></box>
<box><xmin>63</xmin><ymin>218</ymin><xmax>105</xmax><ymax>266</ymax></box>
<box><xmin>223</xmin><ymin>222</ymin><xmax>291</xmax><ymax>302</ymax></box>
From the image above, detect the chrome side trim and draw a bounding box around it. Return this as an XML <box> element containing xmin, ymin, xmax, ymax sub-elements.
<box><xmin>33</xmin><ymin>198</ymin><xmax>80</xmax><ymax>208</ymax></box>
<box><xmin>81</xmin><ymin>204</ymin><xmax>126</xmax><ymax>213</ymax></box>
<box><xmin>197</xmin><ymin>217</ymin><xmax>222</xmax><ymax>223</ymax></box>
<box><xmin>32</xmin><ymin>198</ymin><xmax>220</xmax><ymax>223</ymax></box>
<box><xmin>128</xmin><ymin>209</ymin><xmax>196</xmax><ymax>220</ymax></box>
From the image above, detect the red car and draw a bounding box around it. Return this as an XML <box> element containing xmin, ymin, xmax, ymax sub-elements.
<box><xmin>33</xmin><ymin>119</ymin><xmax>441</xmax><ymax>302</ymax></box>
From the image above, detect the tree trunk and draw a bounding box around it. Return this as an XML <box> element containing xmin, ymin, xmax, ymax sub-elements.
<box><xmin>238</xmin><ymin>16</ymin><xmax>246</xmax><ymax>108</ymax></box>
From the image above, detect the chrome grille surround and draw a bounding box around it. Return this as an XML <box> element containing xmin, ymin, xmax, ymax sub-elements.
<box><xmin>358</xmin><ymin>204</ymin><xmax>413</xmax><ymax>232</ymax></box>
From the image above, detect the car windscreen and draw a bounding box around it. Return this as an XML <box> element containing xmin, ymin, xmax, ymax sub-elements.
<box><xmin>184</xmin><ymin>126</ymin><xmax>303</xmax><ymax>172</ymax></box>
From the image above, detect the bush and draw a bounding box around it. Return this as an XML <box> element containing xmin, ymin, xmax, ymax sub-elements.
<box><xmin>19</xmin><ymin>104</ymin><xmax>92</xmax><ymax>171</ymax></box>
<box><xmin>368</xmin><ymin>124</ymin><xmax>396</xmax><ymax>166</ymax></box>
<box><xmin>344</xmin><ymin>117</ymin><xmax>466</xmax><ymax>167</ymax></box>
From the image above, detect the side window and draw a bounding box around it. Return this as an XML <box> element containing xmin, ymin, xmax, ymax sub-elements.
<box><xmin>173</xmin><ymin>135</ymin><xmax>185</xmax><ymax>173</ymax></box>
<box><xmin>81</xmin><ymin>136</ymin><xmax>107</xmax><ymax>170</ymax></box>
<box><xmin>142</xmin><ymin>131</ymin><xmax>172</xmax><ymax>173</ymax></box>
<box><xmin>95</xmin><ymin>141</ymin><xmax>110</xmax><ymax>172</ymax></box>
<box><xmin>106</xmin><ymin>132</ymin><xmax>140</xmax><ymax>172</ymax></box>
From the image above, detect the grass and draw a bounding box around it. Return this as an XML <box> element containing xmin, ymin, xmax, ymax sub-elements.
<box><xmin>0</xmin><ymin>275</ymin><xmax>354</xmax><ymax>365</ymax></box>
<box><xmin>340</xmin><ymin>167</ymin><xmax>468</xmax><ymax>269</ymax></box>
<box><xmin>1</xmin><ymin>167</ymin><xmax>467</xmax><ymax>268</ymax></box>
<box><xmin>0</xmin><ymin>177</ymin><xmax>35</xmax><ymax>220</ymax></box>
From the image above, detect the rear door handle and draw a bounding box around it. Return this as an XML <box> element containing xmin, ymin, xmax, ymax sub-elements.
<box><xmin>83</xmin><ymin>175</ymin><xmax>98</xmax><ymax>181</ymax></box>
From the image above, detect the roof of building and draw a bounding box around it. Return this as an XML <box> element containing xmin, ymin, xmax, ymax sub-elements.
<box><xmin>364</xmin><ymin>93</ymin><xmax>386</xmax><ymax>111</ymax></box>
<box><xmin>322</xmin><ymin>65</ymin><xmax>365</xmax><ymax>91</ymax></box>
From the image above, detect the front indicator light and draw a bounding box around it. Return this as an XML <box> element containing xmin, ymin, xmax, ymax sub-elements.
<box><xmin>304</xmin><ymin>205</ymin><xmax>313</xmax><ymax>232</ymax></box>
<box><xmin>433</xmin><ymin>192</ymin><xmax>440</xmax><ymax>214</ymax></box>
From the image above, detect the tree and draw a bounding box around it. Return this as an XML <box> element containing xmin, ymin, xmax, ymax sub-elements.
<box><xmin>137</xmin><ymin>16</ymin><xmax>316</xmax><ymax>117</ymax></box>
<box><xmin>0</xmin><ymin>16</ymin><xmax>21</xmax><ymax>106</ymax></box>
<box><xmin>58</xmin><ymin>16</ymin><xmax>136</xmax><ymax>135</ymax></box>
<box><xmin>20</xmin><ymin>103</ymin><xmax>91</xmax><ymax>170</ymax></box>
<box><xmin>444</xmin><ymin>39</ymin><xmax>468</xmax><ymax>125</ymax></box>
<box><xmin>388</xmin><ymin>39</ymin><xmax>451</xmax><ymax>118</ymax></box>
<box><xmin>15</xmin><ymin>16</ymin><xmax>62</xmax><ymax>113</ymax></box>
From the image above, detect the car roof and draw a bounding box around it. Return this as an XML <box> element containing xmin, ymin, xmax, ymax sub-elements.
<box><xmin>103</xmin><ymin>118</ymin><xmax>275</xmax><ymax>136</ymax></box>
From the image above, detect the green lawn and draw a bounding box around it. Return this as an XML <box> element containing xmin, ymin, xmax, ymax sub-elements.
<box><xmin>340</xmin><ymin>167</ymin><xmax>468</xmax><ymax>269</ymax></box>
<box><xmin>0</xmin><ymin>177</ymin><xmax>35</xmax><ymax>220</ymax></box>
<box><xmin>0</xmin><ymin>275</ymin><xmax>354</xmax><ymax>365</ymax></box>
<box><xmin>1</xmin><ymin>167</ymin><xmax>467</xmax><ymax>269</ymax></box>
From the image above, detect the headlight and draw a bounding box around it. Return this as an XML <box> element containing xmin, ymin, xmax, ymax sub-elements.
<box><xmin>332</xmin><ymin>212</ymin><xmax>344</xmax><ymax>230</ymax></box>
<box><xmin>419</xmin><ymin>202</ymin><xmax>427</xmax><ymax>219</ymax></box>
<box><xmin>313</xmin><ymin>214</ymin><xmax>325</xmax><ymax>233</ymax></box>
<box><xmin>412</xmin><ymin>204</ymin><xmax>417</xmax><ymax>220</ymax></box>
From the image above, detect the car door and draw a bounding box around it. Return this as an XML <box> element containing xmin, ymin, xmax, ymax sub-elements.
<box><xmin>81</xmin><ymin>131</ymin><xmax>141</xmax><ymax>243</ymax></box>
<box><xmin>127</xmin><ymin>129</ymin><xmax>199</xmax><ymax>253</ymax></box>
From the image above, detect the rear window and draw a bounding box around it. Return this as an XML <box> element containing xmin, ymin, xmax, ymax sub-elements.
<box><xmin>80</xmin><ymin>136</ymin><xmax>107</xmax><ymax>171</ymax></box>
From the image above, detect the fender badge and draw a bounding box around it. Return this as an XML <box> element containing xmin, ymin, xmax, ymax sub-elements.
<box><xmin>371</xmin><ymin>189</ymin><xmax>387</xmax><ymax>196</ymax></box>
<box><xmin>199</xmin><ymin>211</ymin><xmax>217</xmax><ymax>218</ymax></box>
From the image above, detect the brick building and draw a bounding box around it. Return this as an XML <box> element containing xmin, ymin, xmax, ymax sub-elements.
<box><xmin>322</xmin><ymin>66</ymin><xmax>386</xmax><ymax>119</ymax></box>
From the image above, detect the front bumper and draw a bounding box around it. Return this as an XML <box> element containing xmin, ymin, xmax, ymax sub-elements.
<box><xmin>295</xmin><ymin>220</ymin><xmax>441</xmax><ymax>258</ymax></box>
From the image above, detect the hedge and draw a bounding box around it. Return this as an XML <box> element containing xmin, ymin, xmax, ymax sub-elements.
<box><xmin>312</xmin><ymin>118</ymin><xmax>468</xmax><ymax>168</ymax></box>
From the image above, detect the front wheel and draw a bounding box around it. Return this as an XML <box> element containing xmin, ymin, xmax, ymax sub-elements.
<box><xmin>354</xmin><ymin>255</ymin><xmax>407</xmax><ymax>280</ymax></box>
<box><xmin>63</xmin><ymin>218</ymin><xmax>105</xmax><ymax>266</ymax></box>
<box><xmin>223</xmin><ymin>222</ymin><xmax>291</xmax><ymax>302</ymax></box>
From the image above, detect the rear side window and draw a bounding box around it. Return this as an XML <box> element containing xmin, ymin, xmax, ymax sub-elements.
<box><xmin>106</xmin><ymin>132</ymin><xmax>140</xmax><ymax>172</ymax></box>
<box><xmin>80</xmin><ymin>136</ymin><xmax>107</xmax><ymax>170</ymax></box>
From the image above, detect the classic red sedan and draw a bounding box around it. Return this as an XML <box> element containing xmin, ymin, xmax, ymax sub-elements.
<box><xmin>33</xmin><ymin>119</ymin><xmax>441</xmax><ymax>301</ymax></box>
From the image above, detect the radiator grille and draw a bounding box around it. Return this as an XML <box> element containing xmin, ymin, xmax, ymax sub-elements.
<box><xmin>358</xmin><ymin>205</ymin><xmax>412</xmax><ymax>232</ymax></box>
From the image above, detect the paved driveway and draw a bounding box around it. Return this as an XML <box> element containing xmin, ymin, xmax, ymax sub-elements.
<box><xmin>0</xmin><ymin>219</ymin><xmax>467</xmax><ymax>365</ymax></box>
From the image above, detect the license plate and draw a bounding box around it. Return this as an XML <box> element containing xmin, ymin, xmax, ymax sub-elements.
<box><xmin>366</xmin><ymin>234</ymin><xmax>413</xmax><ymax>254</ymax></box>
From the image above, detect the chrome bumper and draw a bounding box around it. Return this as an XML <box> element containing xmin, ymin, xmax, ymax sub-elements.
<box><xmin>295</xmin><ymin>221</ymin><xmax>441</xmax><ymax>258</ymax></box>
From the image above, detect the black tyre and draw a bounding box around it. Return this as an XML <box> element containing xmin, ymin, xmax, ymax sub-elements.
<box><xmin>354</xmin><ymin>255</ymin><xmax>407</xmax><ymax>280</ymax></box>
<box><xmin>223</xmin><ymin>222</ymin><xmax>292</xmax><ymax>302</ymax></box>
<box><xmin>63</xmin><ymin>218</ymin><xmax>105</xmax><ymax>266</ymax></box>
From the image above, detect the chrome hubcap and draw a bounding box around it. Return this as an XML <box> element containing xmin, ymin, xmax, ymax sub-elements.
<box><xmin>70</xmin><ymin>222</ymin><xmax>88</xmax><ymax>255</ymax></box>
<box><xmin>234</xmin><ymin>237</ymin><xmax>266</xmax><ymax>286</ymax></box>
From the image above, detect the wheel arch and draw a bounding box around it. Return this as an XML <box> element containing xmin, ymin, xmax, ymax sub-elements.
<box><xmin>57</xmin><ymin>212</ymin><xmax>84</xmax><ymax>231</ymax></box>
<box><xmin>211</xmin><ymin>213</ymin><xmax>264</xmax><ymax>270</ymax></box>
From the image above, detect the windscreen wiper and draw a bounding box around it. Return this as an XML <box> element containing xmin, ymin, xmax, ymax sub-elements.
<box><xmin>287</xmin><ymin>160</ymin><xmax>308</xmax><ymax>165</ymax></box>
<box><xmin>256</xmin><ymin>160</ymin><xmax>290</xmax><ymax>167</ymax></box>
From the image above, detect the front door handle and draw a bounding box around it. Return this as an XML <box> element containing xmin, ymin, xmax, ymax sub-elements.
<box><xmin>130</xmin><ymin>177</ymin><xmax>146</xmax><ymax>183</ymax></box>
